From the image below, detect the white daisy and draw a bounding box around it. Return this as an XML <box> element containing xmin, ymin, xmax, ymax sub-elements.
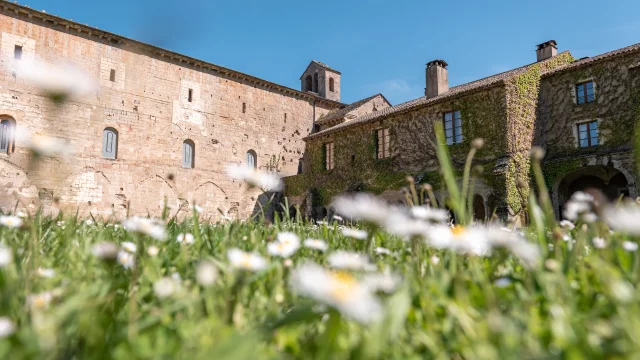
<box><xmin>11</xmin><ymin>58</ymin><xmax>98</xmax><ymax>102</ymax></box>
<box><xmin>224</xmin><ymin>164</ymin><xmax>283</xmax><ymax>191</ymax></box>
<box><xmin>289</xmin><ymin>262</ymin><xmax>383</xmax><ymax>324</ymax></box>
<box><xmin>592</xmin><ymin>237</ymin><xmax>606</xmax><ymax>249</ymax></box>
<box><xmin>382</xmin><ymin>212</ymin><xmax>430</xmax><ymax>239</ymax></box>
<box><xmin>121</xmin><ymin>241</ymin><xmax>137</xmax><ymax>253</ymax></box>
<box><xmin>559</xmin><ymin>220</ymin><xmax>575</xmax><ymax>230</ymax></box>
<box><xmin>0</xmin><ymin>246</ymin><xmax>12</xmax><ymax>267</ymax></box>
<box><xmin>0</xmin><ymin>215</ymin><xmax>22</xmax><ymax>228</ymax></box>
<box><xmin>147</xmin><ymin>246</ymin><xmax>160</xmax><ymax>257</ymax></box>
<box><xmin>267</xmin><ymin>240</ymin><xmax>300</xmax><ymax>258</ymax></box>
<box><xmin>0</xmin><ymin>317</ymin><xmax>15</xmax><ymax>338</ymax></box>
<box><xmin>622</xmin><ymin>241</ymin><xmax>638</xmax><ymax>252</ymax></box>
<box><xmin>192</xmin><ymin>204</ymin><xmax>203</xmax><ymax>213</ymax></box>
<box><xmin>196</xmin><ymin>261</ymin><xmax>218</xmax><ymax>287</ymax></box>
<box><xmin>342</xmin><ymin>228</ymin><xmax>368</xmax><ymax>240</ymax></box>
<box><xmin>14</xmin><ymin>129</ymin><xmax>74</xmax><ymax>157</ymax></box>
<box><xmin>153</xmin><ymin>277</ymin><xmax>179</xmax><ymax>299</ymax></box>
<box><xmin>85</xmin><ymin>219</ymin><xmax>94</xmax><ymax>226</ymax></box>
<box><xmin>494</xmin><ymin>278</ymin><xmax>512</xmax><ymax>288</ymax></box>
<box><xmin>121</xmin><ymin>217</ymin><xmax>167</xmax><ymax>241</ymax></box>
<box><xmin>277</xmin><ymin>232</ymin><xmax>300</xmax><ymax>246</ymax></box>
<box><xmin>331</xmin><ymin>193</ymin><xmax>391</xmax><ymax>225</ymax></box>
<box><xmin>117</xmin><ymin>251</ymin><xmax>135</xmax><ymax>269</ymax></box>
<box><xmin>304</xmin><ymin>239</ymin><xmax>328</xmax><ymax>252</ymax></box>
<box><xmin>410</xmin><ymin>206</ymin><xmax>449</xmax><ymax>222</ymax></box>
<box><xmin>16</xmin><ymin>211</ymin><xmax>27</xmax><ymax>218</ymax></box>
<box><xmin>37</xmin><ymin>268</ymin><xmax>55</xmax><ymax>278</ymax></box>
<box><xmin>362</xmin><ymin>272</ymin><xmax>402</xmax><ymax>293</ymax></box>
<box><xmin>28</xmin><ymin>291</ymin><xmax>53</xmax><ymax>310</ymax></box>
<box><xmin>176</xmin><ymin>233</ymin><xmax>195</xmax><ymax>245</ymax></box>
<box><xmin>603</xmin><ymin>205</ymin><xmax>640</xmax><ymax>235</ymax></box>
<box><xmin>332</xmin><ymin>215</ymin><xmax>343</xmax><ymax>221</ymax></box>
<box><xmin>430</xmin><ymin>255</ymin><xmax>440</xmax><ymax>265</ymax></box>
<box><xmin>227</xmin><ymin>248</ymin><xmax>268</xmax><ymax>271</ymax></box>
<box><xmin>374</xmin><ymin>247</ymin><xmax>392</xmax><ymax>255</ymax></box>
<box><xmin>327</xmin><ymin>251</ymin><xmax>376</xmax><ymax>271</ymax></box>
<box><xmin>91</xmin><ymin>242</ymin><xmax>119</xmax><ymax>260</ymax></box>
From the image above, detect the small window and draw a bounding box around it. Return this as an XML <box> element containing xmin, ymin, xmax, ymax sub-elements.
<box><xmin>14</xmin><ymin>45</ymin><xmax>22</xmax><ymax>60</ymax></box>
<box><xmin>313</xmin><ymin>73</ymin><xmax>319</xmax><ymax>93</ymax></box>
<box><xmin>305</xmin><ymin>75</ymin><xmax>313</xmax><ymax>92</ymax></box>
<box><xmin>443</xmin><ymin>110</ymin><xmax>463</xmax><ymax>145</ymax></box>
<box><xmin>182</xmin><ymin>140</ymin><xmax>195</xmax><ymax>168</ymax></box>
<box><xmin>576</xmin><ymin>81</ymin><xmax>595</xmax><ymax>104</ymax></box>
<box><xmin>102</xmin><ymin>127</ymin><xmax>118</xmax><ymax>159</ymax></box>
<box><xmin>324</xmin><ymin>142</ymin><xmax>334</xmax><ymax>170</ymax></box>
<box><xmin>0</xmin><ymin>119</ymin><xmax>15</xmax><ymax>154</ymax></box>
<box><xmin>376</xmin><ymin>128</ymin><xmax>390</xmax><ymax>159</ymax></box>
<box><xmin>109</xmin><ymin>69</ymin><xmax>116</xmax><ymax>82</ymax></box>
<box><xmin>188</xmin><ymin>88</ymin><xmax>193</xmax><ymax>103</ymax></box>
<box><xmin>246</xmin><ymin>150</ymin><xmax>257</xmax><ymax>169</ymax></box>
<box><xmin>577</xmin><ymin>121</ymin><xmax>599</xmax><ymax>148</ymax></box>
<box><xmin>242</xmin><ymin>102</ymin><xmax>246</xmax><ymax>113</ymax></box>
<box><xmin>329</xmin><ymin>78</ymin><xmax>335</xmax><ymax>92</ymax></box>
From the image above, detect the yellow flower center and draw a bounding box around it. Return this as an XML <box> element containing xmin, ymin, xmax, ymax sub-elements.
<box><xmin>329</xmin><ymin>271</ymin><xmax>358</xmax><ymax>303</ymax></box>
<box><xmin>33</xmin><ymin>296</ymin><xmax>47</xmax><ymax>309</ymax></box>
<box><xmin>451</xmin><ymin>225</ymin><xmax>466</xmax><ymax>236</ymax></box>
<box><xmin>240</xmin><ymin>254</ymin><xmax>253</xmax><ymax>268</ymax></box>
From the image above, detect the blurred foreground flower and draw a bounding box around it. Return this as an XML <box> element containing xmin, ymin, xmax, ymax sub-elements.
<box><xmin>37</xmin><ymin>268</ymin><xmax>55</xmax><ymax>278</ymax></box>
<box><xmin>154</xmin><ymin>277</ymin><xmax>180</xmax><ymax>299</ymax></box>
<box><xmin>563</xmin><ymin>191</ymin><xmax>597</xmax><ymax>222</ymax></box>
<box><xmin>196</xmin><ymin>261</ymin><xmax>218</xmax><ymax>287</ymax></box>
<box><xmin>304</xmin><ymin>239</ymin><xmax>328</xmax><ymax>252</ymax></box>
<box><xmin>121</xmin><ymin>217</ymin><xmax>167</xmax><ymax>241</ymax></box>
<box><xmin>410</xmin><ymin>205</ymin><xmax>449</xmax><ymax>222</ymax></box>
<box><xmin>0</xmin><ymin>317</ymin><xmax>16</xmax><ymax>338</ymax></box>
<box><xmin>224</xmin><ymin>164</ymin><xmax>283</xmax><ymax>191</ymax></box>
<box><xmin>14</xmin><ymin>129</ymin><xmax>74</xmax><ymax>157</ymax></box>
<box><xmin>91</xmin><ymin>242</ymin><xmax>118</xmax><ymax>261</ymax></box>
<box><xmin>425</xmin><ymin>225</ymin><xmax>540</xmax><ymax>268</ymax></box>
<box><xmin>0</xmin><ymin>215</ymin><xmax>23</xmax><ymax>228</ymax></box>
<box><xmin>227</xmin><ymin>248</ymin><xmax>268</xmax><ymax>271</ymax></box>
<box><xmin>331</xmin><ymin>193</ymin><xmax>391</xmax><ymax>225</ymax></box>
<box><xmin>290</xmin><ymin>262</ymin><xmax>383</xmax><ymax>324</ymax></box>
<box><xmin>11</xmin><ymin>58</ymin><xmax>98</xmax><ymax>103</ymax></box>
<box><xmin>602</xmin><ymin>204</ymin><xmax>640</xmax><ymax>235</ymax></box>
<box><xmin>342</xmin><ymin>228</ymin><xmax>368</xmax><ymax>240</ymax></box>
<box><xmin>176</xmin><ymin>233</ymin><xmax>195</xmax><ymax>245</ymax></box>
<box><xmin>28</xmin><ymin>291</ymin><xmax>53</xmax><ymax>310</ymax></box>
<box><xmin>117</xmin><ymin>251</ymin><xmax>135</xmax><ymax>269</ymax></box>
<box><xmin>328</xmin><ymin>251</ymin><xmax>376</xmax><ymax>271</ymax></box>
<box><xmin>0</xmin><ymin>246</ymin><xmax>12</xmax><ymax>267</ymax></box>
<box><xmin>121</xmin><ymin>241</ymin><xmax>137</xmax><ymax>253</ymax></box>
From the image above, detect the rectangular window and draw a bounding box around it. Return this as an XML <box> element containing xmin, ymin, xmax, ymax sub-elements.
<box><xmin>109</xmin><ymin>69</ymin><xmax>116</xmax><ymax>82</ymax></box>
<box><xmin>324</xmin><ymin>142</ymin><xmax>334</xmax><ymax>170</ymax></box>
<box><xmin>14</xmin><ymin>45</ymin><xmax>22</xmax><ymax>60</ymax></box>
<box><xmin>576</xmin><ymin>81</ymin><xmax>595</xmax><ymax>104</ymax></box>
<box><xmin>577</xmin><ymin>120</ymin><xmax>599</xmax><ymax>148</ymax></box>
<box><xmin>443</xmin><ymin>110</ymin><xmax>463</xmax><ymax>145</ymax></box>
<box><xmin>376</xmin><ymin>128</ymin><xmax>390</xmax><ymax>159</ymax></box>
<box><xmin>242</xmin><ymin>102</ymin><xmax>246</xmax><ymax>113</ymax></box>
<box><xmin>188</xmin><ymin>88</ymin><xmax>193</xmax><ymax>103</ymax></box>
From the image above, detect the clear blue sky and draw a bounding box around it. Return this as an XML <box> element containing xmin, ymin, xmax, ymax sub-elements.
<box><xmin>19</xmin><ymin>0</ymin><xmax>640</xmax><ymax>105</ymax></box>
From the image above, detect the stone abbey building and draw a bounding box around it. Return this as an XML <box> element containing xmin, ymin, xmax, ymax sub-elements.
<box><xmin>0</xmin><ymin>2</ymin><xmax>637</xmax><ymax>221</ymax></box>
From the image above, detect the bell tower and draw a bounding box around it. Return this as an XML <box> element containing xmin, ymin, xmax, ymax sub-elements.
<box><xmin>300</xmin><ymin>60</ymin><xmax>341</xmax><ymax>102</ymax></box>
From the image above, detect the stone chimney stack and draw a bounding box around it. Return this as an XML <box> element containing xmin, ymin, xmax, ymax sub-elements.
<box><xmin>425</xmin><ymin>60</ymin><xmax>449</xmax><ymax>99</ymax></box>
<box><xmin>536</xmin><ymin>40</ymin><xmax>557</xmax><ymax>62</ymax></box>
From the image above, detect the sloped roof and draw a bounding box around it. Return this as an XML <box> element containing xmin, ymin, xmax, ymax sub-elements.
<box><xmin>299</xmin><ymin>60</ymin><xmax>342</xmax><ymax>79</ymax></box>
<box><xmin>544</xmin><ymin>42</ymin><xmax>640</xmax><ymax>77</ymax></box>
<box><xmin>316</xmin><ymin>93</ymin><xmax>388</xmax><ymax>125</ymax></box>
<box><xmin>305</xmin><ymin>52</ymin><xmax>570</xmax><ymax>140</ymax></box>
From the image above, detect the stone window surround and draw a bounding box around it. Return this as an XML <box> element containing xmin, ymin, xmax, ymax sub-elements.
<box><xmin>570</xmin><ymin>77</ymin><xmax>597</xmax><ymax>105</ymax></box>
<box><xmin>572</xmin><ymin>118</ymin><xmax>602</xmax><ymax>148</ymax></box>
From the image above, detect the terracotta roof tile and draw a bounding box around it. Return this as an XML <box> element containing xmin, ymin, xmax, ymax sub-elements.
<box><xmin>315</xmin><ymin>93</ymin><xmax>385</xmax><ymax>125</ymax></box>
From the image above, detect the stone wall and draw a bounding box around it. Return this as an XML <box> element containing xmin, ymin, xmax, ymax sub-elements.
<box><xmin>0</xmin><ymin>9</ymin><xmax>340</xmax><ymax>220</ymax></box>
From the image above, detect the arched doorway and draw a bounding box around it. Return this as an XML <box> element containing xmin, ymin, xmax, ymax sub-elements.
<box><xmin>472</xmin><ymin>195</ymin><xmax>486</xmax><ymax>222</ymax></box>
<box><xmin>288</xmin><ymin>205</ymin><xmax>297</xmax><ymax>220</ymax></box>
<box><xmin>557</xmin><ymin>165</ymin><xmax>631</xmax><ymax>217</ymax></box>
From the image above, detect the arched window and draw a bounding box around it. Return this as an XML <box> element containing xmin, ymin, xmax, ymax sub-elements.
<box><xmin>246</xmin><ymin>149</ymin><xmax>257</xmax><ymax>169</ymax></box>
<box><xmin>102</xmin><ymin>127</ymin><xmax>118</xmax><ymax>159</ymax></box>
<box><xmin>0</xmin><ymin>118</ymin><xmax>16</xmax><ymax>154</ymax></box>
<box><xmin>182</xmin><ymin>139</ymin><xmax>195</xmax><ymax>168</ymax></box>
<box><xmin>305</xmin><ymin>75</ymin><xmax>313</xmax><ymax>92</ymax></box>
<box><xmin>313</xmin><ymin>73</ymin><xmax>319</xmax><ymax>93</ymax></box>
<box><xmin>329</xmin><ymin>77</ymin><xmax>335</xmax><ymax>92</ymax></box>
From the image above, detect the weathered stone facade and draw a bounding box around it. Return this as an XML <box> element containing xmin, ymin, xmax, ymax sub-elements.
<box><xmin>0</xmin><ymin>3</ymin><xmax>362</xmax><ymax>219</ymax></box>
<box><xmin>286</xmin><ymin>41</ymin><xmax>640</xmax><ymax>222</ymax></box>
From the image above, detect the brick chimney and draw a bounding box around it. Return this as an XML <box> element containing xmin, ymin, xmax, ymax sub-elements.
<box><xmin>536</xmin><ymin>40</ymin><xmax>557</xmax><ymax>62</ymax></box>
<box><xmin>425</xmin><ymin>60</ymin><xmax>448</xmax><ymax>99</ymax></box>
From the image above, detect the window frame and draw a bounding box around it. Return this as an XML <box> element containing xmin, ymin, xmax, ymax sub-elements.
<box><xmin>375</xmin><ymin>127</ymin><xmax>391</xmax><ymax>159</ymax></box>
<box><xmin>0</xmin><ymin>119</ymin><xmax>15</xmax><ymax>154</ymax></box>
<box><xmin>576</xmin><ymin>120</ymin><xmax>599</xmax><ymax>148</ymax></box>
<box><xmin>182</xmin><ymin>139</ymin><xmax>195</xmax><ymax>168</ymax></box>
<box><xmin>324</xmin><ymin>142</ymin><xmax>334</xmax><ymax>170</ymax></box>
<box><xmin>443</xmin><ymin>110</ymin><xmax>463</xmax><ymax>145</ymax></box>
<box><xmin>102</xmin><ymin>127</ymin><xmax>118</xmax><ymax>159</ymax></box>
<box><xmin>329</xmin><ymin>78</ymin><xmax>335</xmax><ymax>92</ymax></box>
<box><xmin>188</xmin><ymin>88</ymin><xmax>193</xmax><ymax>103</ymax></box>
<box><xmin>14</xmin><ymin>45</ymin><xmax>22</xmax><ymax>60</ymax></box>
<box><xmin>575</xmin><ymin>81</ymin><xmax>596</xmax><ymax>105</ymax></box>
<box><xmin>246</xmin><ymin>149</ymin><xmax>257</xmax><ymax>170</ymax></box>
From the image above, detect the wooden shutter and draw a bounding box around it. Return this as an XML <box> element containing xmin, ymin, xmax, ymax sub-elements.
<box><xmin>102</xmin><ymin>128</ymin><xmax>117</xmax><ymax>159</ymax></box>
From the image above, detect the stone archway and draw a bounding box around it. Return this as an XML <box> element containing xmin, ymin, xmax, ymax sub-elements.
<box><xmin>472</xmin><ymin>194</ymin><xmax>486</xmax><ymax>222</ymax></box>
<box><xmin>554</xmin><ymin>165</ymin><xmax>633</xmax><ymax>218</ymax></box>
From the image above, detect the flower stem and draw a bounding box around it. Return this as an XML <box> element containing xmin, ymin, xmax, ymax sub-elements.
<box><xmin>226</xmin><ymin>272</ymin><xmax>246</xmax><ymax>325</ymax></box>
